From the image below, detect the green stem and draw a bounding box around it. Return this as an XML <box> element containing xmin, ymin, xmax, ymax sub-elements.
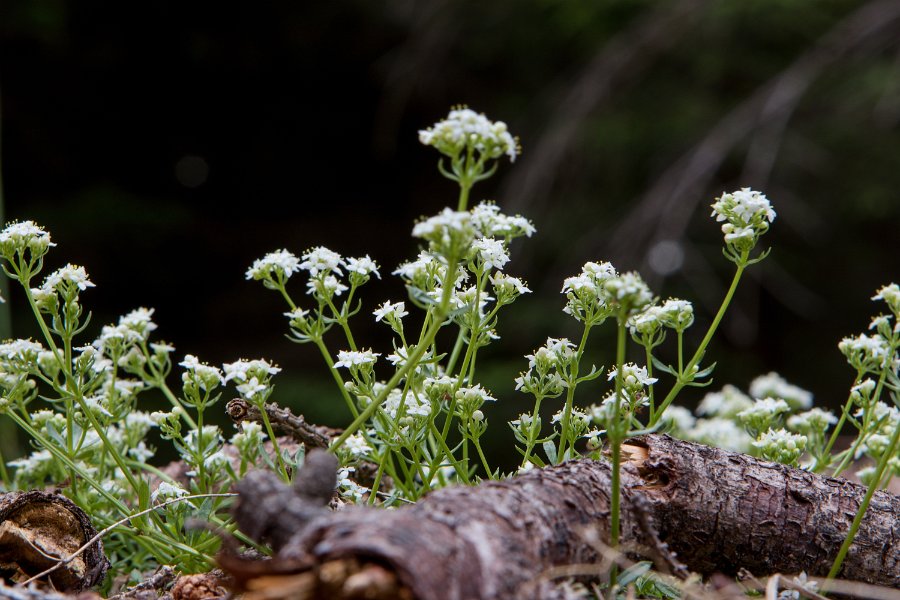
<box><xmin>472</xmin><ymin>436</ymin><xmax>492</xmax><ymax>478</ymax></box>
<box><xmin>520</xmin><ymin>395</ymin><xmax>544</xmax><ymax>467</ymax></box>
<box><xmin>826</xmin><ymin>411</ymin><xmax>900</xmax><ymax>582</ymax></box>
<box><xmin>832</xmin><ymin>370</ymin><xmax>889</xmax><ymax>478</ymax></box>
<box><xmin>651</xmin><ymin>252</ymin><xmax>748</xmax><ymax>425</ymax></box>
<box><xmin>557</xmin><ymin>324</ymin><xmax>592</xmax><ymax>462</ymax></box>
<box><xmin>609</xmin><ymin>315</ymin><xmax>627</xmax><ymax>551</ymax></box>
<box><xmin>816</xmin><ymin>373</ymin><xmax>863</xmax><ymax>473</ymax></box>
<box><xmin>314</xmin><ymin>337</ymin><xmax>360</xmax><ymax>419</ymax></box>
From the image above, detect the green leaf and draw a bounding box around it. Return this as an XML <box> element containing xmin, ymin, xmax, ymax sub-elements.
<box><xmin>616</xmin><ymin>561</ymin><xmax>652</xmax><ymax>587</ymax></box>
<box><xmin>651</xmin><ymin>356</ymin><xmax>677</xmax><ymax>376</ymax></box>
<box><xmin>542</xmin><ymin>440</ymin><xmax>558</xmax><ymax>465</ymax></box>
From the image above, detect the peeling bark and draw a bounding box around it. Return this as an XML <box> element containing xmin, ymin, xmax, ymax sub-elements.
<box><xmin>225</xmin><ymin>436</ymin><xmax>900</xmax><ymax>600</ymax></box>
<box><xmin>0</xmin><ymin>491</ymin><xmax>109</xmax><ymax>592</ymax></box>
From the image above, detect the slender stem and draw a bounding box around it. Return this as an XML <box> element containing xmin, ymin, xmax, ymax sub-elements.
<box><xmin>643</xmin><ymin>343</ymin><xmax>655</xmax><ymax>418</ymax></box>
<box><xmin>816</xmin><ymin>373</ymin><xmax>863</xmax><ymax>472</ymax></box>
<box><xmin>520</xmin><ymin>395</ymin><xmax>544</xmax><ymax>467</ymax></box>
<box><xmin>826</xmin><ymin>411</ymin><xmax>900</xmax><ymax>582</ymax></box>
<box><xmin>651</xmin><ymin>253</ymin><xmax>748</xmax><ymax>425</ymax></box>
<box><xmin>473</xmin><ymin>436</ymin><xmax>492</xmax><ymax>478</ymax></box>
<box><xmin>609</xmin><ymin>316</ymin><xmax>627</xmax><ymax>548</ymax></box>
<box><xmin>314</xmin><ymin>337</ymin><xmax>360</xmax><ymax>419</ymax></box>
<box><xmin>558</xmin><ymin>324</ymin><xmax>592</xmax><ymax>462</ymax></box>
<box><xmin>832</xmin><ymin>370</ymin><xmax>888</xmax><ymax>478</ymax></box>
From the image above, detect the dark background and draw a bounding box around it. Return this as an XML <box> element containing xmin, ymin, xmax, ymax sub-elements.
<box><xmin>2</xmin><ymin>0</ymin><xmax>899</xmax><ymax>462</ymax></box>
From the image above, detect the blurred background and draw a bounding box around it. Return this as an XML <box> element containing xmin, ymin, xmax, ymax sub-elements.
<box><xmin>2</xmin><ymin>0</ymin><xmax>899</xmax><ymax>465</ymax></box>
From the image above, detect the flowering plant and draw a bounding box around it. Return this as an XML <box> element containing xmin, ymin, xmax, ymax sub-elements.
<box><xmin>0</xmin><ymin>107</ymin><xmax>896</xmax><ymax>594</ymax></box>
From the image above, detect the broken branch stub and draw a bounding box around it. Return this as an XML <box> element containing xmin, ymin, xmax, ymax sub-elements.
<box><xmin>0</xmin><ymin>491</ymin><xmax>109</xmax><ymax>591</ymax></box>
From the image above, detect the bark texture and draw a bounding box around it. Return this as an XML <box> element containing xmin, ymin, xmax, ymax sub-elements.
<box><xmin>0</xmin><ymin>491</ymin><xmax>109</xmax><ymax>592</ymax></box>
<box><xmin>226</xmin><ymin>436</ymin><xmax>900</xmax><ymax>600</ymax></box>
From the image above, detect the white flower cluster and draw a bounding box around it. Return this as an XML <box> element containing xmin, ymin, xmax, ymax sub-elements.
<box><xmin>418</xmin><ymin>107</ymin><xmax>519</xmax><ymax>163</ymax></box>
<box><xmin>0</xmin><ymin>220</ymin><xmax>55</xmax><ymax>259</ymax></box>
<box><xmin>749</xmin><ymin>372</ymin><xmax>813</xmax><ymax>410</ymax></box>
<box><xmin>514</xmin><ymin>338</ymin><xmax>573</xmax><ymax>399</ymax></box>
<box><xmin>710</xmin><ymin>188</ymin><xmax>775</xmax><ymax>255</ymax></box>
<box><xmin>223</xmin><ymin>357</ymin><xmax>281</xmax><ymax>400</ymax></box>
<box><xmin>753</xmin><ymin>428</ymin><xmax>807</xmax><ymax>465</ymax></box>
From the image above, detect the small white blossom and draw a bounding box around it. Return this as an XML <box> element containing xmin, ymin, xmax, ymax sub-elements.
<box><xmin>343</xmin><ymin>255</ymin><xmax>380</xmax><ymax>279</ymax></box>
<box><xmin>490</xmin><ymin>273</ymin><xmax>530</xmax><ymax>296</ymax></box>
<box><xmin>471</xmin><ymin>237</ymin><xmax>510</xmax><ymax>271</ymax></box>
<box><xmin>753</xmin><ymin>428</ymin><xmax>807</xmax><ymax>465</ymax></box>
<box><xmin>180</xmin><ymin>354</ymin><xmax>225</xmax><ymax>391</ymax></box>
<box><xmin>119</xmin><ymin>307</ymin><xmax>157</xmax><ymax>338</ymax></box>
<box><xmin>0</xmin><ymin>220</ymin><xmax>55</xmax><ymax>256</ymax></box>
<box><xmin>749</xmin><ymin>372</ymin><xmax>813</xmax><ymax>410</ymax></box>
<box><xmin>738</xmin><ymin>397</ymin><xmax>791</xmax><ymax>422</ymax></box>
<box><xmin>222</xmin><ymin>358</ymin><xmax>282</xmax><ymax>383</ymax></box>
<box><xmin>334</xmin><ymin>349</ymin><xmax>380</xmax><ymax>369</ymax></box>
<box><xmin>306</xmin><ymin>274</ymin><xmax>349</xmax><ymax>298</ymax></box>
<box><xmin>45</xmin><ymin>264</ymin><xmax>95</xmax><ymax>291</ymax></box>
<box><xmin>787</xmin><ymin>408</ymin><xmax>837</xmax><ymax>433</ymax></box>
<box><xmin>297</xmin><ymin>246</ymin><xmax>343</xmax><ymax>276</ymax></box>
<box><xmin>246</xmin><ymin>249</ymin><xmax>301</xmax><ymax>280</ymax></box>
<box><xmin>697</xmin><ymin>384</ymin><xmax>755</xmax><ymax>417</ymax></box>
<box><xmin>872</xmin><ymin>283</ymin><xmax>900</xmax><ymax>314</ymax></box>
<box><xmin>151</xmin><ymin>481</ymin><xmax>189</xmax><ymax>503</ymax></box>
<box><xmin>687</xmin><ymin>418</ymin><xmax>753</xmax><ymax>453</ymax></box>
<box><xmin>419</xmin><ymin>107</ymin><xmax>519</xmax><ymax>162</ymax></box>
<box><xmin>344</xmin><ymin>434</ymin><xmax>372</xmax><ymax>458</ymax></box>
<box><xmin>660</xmin><ymin>406</ymin><xmax>696</xmax><ymax>433</ymax></box>
<box><xmin>373</xmin><ymin>300</ymin><xmax>408</xmax><ymax>323</ymax></box>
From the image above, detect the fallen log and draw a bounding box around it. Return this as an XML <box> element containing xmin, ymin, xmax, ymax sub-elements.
<box><xmin>225</xmin><ymin>434</ymin><xmax>900</xmax><ymax>599</ymax></box>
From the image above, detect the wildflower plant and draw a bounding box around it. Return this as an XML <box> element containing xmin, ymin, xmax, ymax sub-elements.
<box><xmin>0</xmin><ymin>106</ymin><xmax>897</xmax><ymax>593</ymax></box>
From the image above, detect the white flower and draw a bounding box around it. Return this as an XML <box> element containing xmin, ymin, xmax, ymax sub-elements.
<box><xmin>412</xmin><ymin>208</ymin><xmax>473</xmax><ymax>241</ymax></box>
<box><xmin>222</xmin><ymin>358</ymin><xmax>281</xmax><ymax>383</ymax></box>
<box><xmin>306</xmin><ymin>274</ymin><xmax>348</xmax><ymax>298</ymax></box>
<box><xmin>373</xmin><ymin>300</ymin><xmax>408</xmax><ymax>322</ymax></box>
<box><xmin>334</xmin><ymin>350</ymin><xmax>380</xmax><ymax>369</ymax></box>
<box><xmin>561</xmin><ymin>274</ymin><xmax>597</xmax><ymax>295</ymax></box>
<box><xmin>687</xmin><ymin>418</ymin><xmax>753</xmax><ymax>453</ymax></box>
<box><xmin>418</xmin><ymin>107</ymin><xmax>518</xmax><ymax>162</ymax></box>
<box><xmin>119</xmin><ymin>307</ymin><xmax>157</xmax><ymax>338</ymax></box>
<box><xmin>749</xmin><ymin>372</ymin><xmax>813</xmax><ymax>410</ymax></box>
<box><xmin>236</xmin><ymin>376</ymin><xmax>268</xmax><ymax>399</ymax></box>
<box><xmin>471</xmin><ymin>237</ymin><xmax>510</xmax><ymax>271</ymax></box>
<box><xmin>697</xmin><ymin>384</ymin><xmax>754</xmax><ymax>418</ymax></box>
<box><xmin>738</xmin><ymin>397</ymin><xmax>791</xmax><ymax>421</ymax></box>
<box><xmin>151</xmin><ymin>481</ymin><xmax>188</xmax><ymax>503</ymax></box>
<box><xmin>753</xmin><ymin>428</ymin><xmax>807</xmax><ymax>465</ymax></box>
<box><xmin>344</xmin><ymin>434</ymin><xmax>372</xmax><ymax>458</ymax></box>
<box><xmin>298</xmin><ymin>246</ymin><xmax>343</xmax><ymax>276</ymax></box>
<box><xmin>607</xmin><ymin>363</ymin><xmax>657</xmax><ymax>387</ymax></box>
<box><xmin>180</xmin><ymin>354</ymin><xmax>225</xmax><ymax>391</ymax></box>
<box><xmin>45</xmin><ymin>264</ymin><xmax>95</xmax><ymax>291</ymax></box>
<box><xmin>0</xmin><ymin>220</ymin><xmax>55</xmax><ymax>255</ymax></box>
<box><xmin>872</xmin><ymin>283</ymin><xmax>900</xmax><ymax>314</ymax></box>
<box><xmin>128</xmin><ymin>441</ymin><xmax>154</xmax><ymax>462</ymax></box>
<box><xmin>660</xmin><ymin>406</ymin><xmax>696</xmax><ymax>433</ymax></box>
<box><xmin>246</xmin><ymin>249</ymin><xmax>301</xmax><ymax>280</ymax></box>
<box><xmin>490</xmin><ymin>273</ymin><xmax>530</xmax><ymax>296</ymax></box>
<box><xmin>787</xmin><ymin>408</ymin><xmax>837</xmax><ymax>433</ymax></box>
<box><xmin>711</xmin><ymin>188</ymin><xmax>776</xmax><ymax>225</ymax></box>
<box><xmin>604</xmin><ymin>272</ymin><xmax>653</xmax><ymax>311</ymax></box>
<box><xmin>150</xmin><ymin>342</ymin><xmax>175</xmax><ymax>354</ymax></box>
<box><xmin>343</xmin><ymin>255</ymin><xmax>380</xmax><ymax>278</ymax></box>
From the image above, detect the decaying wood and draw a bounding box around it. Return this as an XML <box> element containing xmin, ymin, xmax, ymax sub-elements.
<box><xmin>0</xmin><ymin>491</ymin><xmax>109</xmax><ymax>592</ymax></box>
<box><xmin>224</xmin><ymin>436</ymin><xmax>900</xmax><ymax>600</ymax></box>
<box><xmin>226</xmin><ymin>399</ymin><xmax>340</xmax><ymax>450</ymax></box>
